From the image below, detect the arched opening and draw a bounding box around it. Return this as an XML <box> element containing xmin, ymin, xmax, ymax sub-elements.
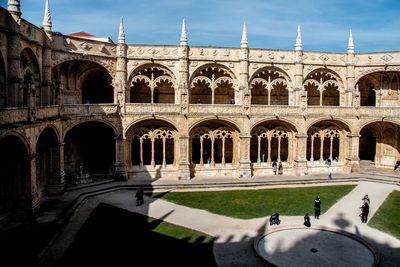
<box><xmin>304</xmin><ymin>69</ymin><xmax>342</xmax><ymax>107</ymax></box>
<box><xmin>0</xmin><ymin>53</ymin><xmax>6</xmax><ymax>108</ymax></box>
<box><xmin>20</xmin><ymin>49</ymin><xmax>41</xmax><ymax>107</ymax></box>
<box><xmin>129</xmin><ymin>65</ymin><xmax>175</xmax><ymax>104</ymax></box>
<box><xmin>51</xmin><ymin>60</ymin><xmax>113</xmax><ymax>105</ymax></box>
<box><xmin>250</xmin><ymin>121</ymin><xmax>294</xmax><ymax>167</ymax></box>
<box><xmin>127</xmin><ymin>120</ymin><xmax>177</xmax><ymax>173</ymax></box>
<box><xmin>359</xmin><ymin>126</ymin><xmax>376</xmax><ymax>161</ymax></box>
<box><xmin>357</xmin><ymin>76</ymin><xmax>376</xmax><ymax>106</ymax></box>
<box><xmin>64</xmin><ymin>121</ymin><xmax>115</xmax><ymax>180</ymax></box>
<box><xmin>36</xmin><ymin>127</ymin><xmax>59</xmax><ymax>197</ymax></box>
<box><xmin>81</xmin><ymin>69</ymin><xmax>113</xmax><ymax>104</ymax></box>
<box><xmin>190</xmin><ymin>120</ymin><xmax>238</xmax><ymax>176</ymax></box>
<box><xmin>0</xmin><ymin>135</ymin><xmax>30</xmax><ymax>221</ymax></box>
<box><xmin>359</xmin><ymin>122</ymin><xmax>400</xmax><ymax>168</ymax></box>
<box><xmin>250</xmin><ymin>68</ymin><xmax>290</xmax><ymax>106</ymax></box>
<box><xmin>306</xmin><ymin>121</ymin><xmax>349</xmax><ymax>168</ymax></box>
<box><xmin>190</xmin><ymin>65</ymin><xmax>236</xmax><ymax>104</ymax></box>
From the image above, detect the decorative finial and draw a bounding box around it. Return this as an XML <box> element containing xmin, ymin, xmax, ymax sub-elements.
<box><xmin>241</xmin><ymin>21</ymin><xmax>248</xmax><ymax>48</ymax></box>
<box><xmin>347</xmin><ymin>29</ymin><xmax>354</xmax><ymax>54</ymax></box>
<box><xmin>42</xmin><ymin>0</ymin><xmax>52</xmax><ymax>31</ymax></box>
<box><xmin>7</xmin><ymin>0</ymin><xmax>21</xmax><ymax>17</ymax></box>
<box><xmin>180</xmin><ymin>19</ymin><xmax>188</xmax><ymax>46</ymax></box>
<box><xmin>118</xmin><ymin>17</ymin><xmax>125</xmax><ymax>44</ymax></box>
<box><xmin>295</xmin><ymin>25</ymin><xmax>302</xmax><ymax>51</ymax></box>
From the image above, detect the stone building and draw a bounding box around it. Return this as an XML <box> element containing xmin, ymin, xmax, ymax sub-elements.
<box><xmin>0</xmin><ymin>0</ymin><xmax>399</xmax><ymax>222</ymax></box>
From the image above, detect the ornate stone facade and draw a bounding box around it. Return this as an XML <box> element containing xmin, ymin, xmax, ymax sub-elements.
<box><xmin>0</xmin><ymin>2</ymin><xmax>399</xmax><ymax>221</ymax></box>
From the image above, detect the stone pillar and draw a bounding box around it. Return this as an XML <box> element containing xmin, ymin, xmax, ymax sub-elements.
<box><xmin>7</xmin><ymin>34</ymin><xmax>21</xmax><ymax>107</ymax></box>
<box><xmin>178</xmin><ymin>136</ymin><xmax>191</xmax><ymax>180</ymax></box>
<box><xmin>346</xmin><ymin>30</ymin><xmax>355</xmax><ymax>107</ymax></box>
<box><xmin>116</xmin><ymin>25</ymin><xmax>127</xmax><ymax>109</ymax></box>
<box><xmin>178</xmin><ymin>41</ymin><xmax>189</xmax><ymax>112</ymax></box>
<box><xmin>238</xmin><ymin>135</ymin><xmax>252</xmax><ymax>178</ymax></box>
<box><xmin>294</xmin><ymin>133</ymin><xmax>308</xmax><ymax>175</ymax></box>
<box><xmin>257</xmin><ymin>136</ymin><xmax>261</xmax><ymax>165</ymax></box>
<box><xmin>345</xmin><ymin>134</ymin><xmax>360</xmax><ymax>172</ymax></box>
<box><xmin>239</xmin><ymin>40</ymin><xmax>249</xmax><ymax>108</ymax></box>
<box><xmin>47</xmin><ymin>142</ymin><xmax>66</xmax><ymax>195</ymax></box>
<box><xmin>8</xmin><ymin>0</ymin><xmax>22</xmax><ymax>23</ymax></box>
<box><xmin>114</xmin><ymin>135</ymin><xmax>127</xmax><ymax>181</ymax></box>
<box><xmin>211</xmin><ymin>137</ymin><xmax>215</xmax><ymax>166</ymax></box>
<box><xmin>294</xmin><ymin>40</ymin><xmax>304</xmax><ymax>106</ymax></box>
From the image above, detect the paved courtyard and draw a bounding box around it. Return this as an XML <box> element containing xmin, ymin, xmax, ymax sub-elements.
<box><xmin>36</xmin><ymin>172</ymin><xmax>400</xmax><ymax>267</ymax></box>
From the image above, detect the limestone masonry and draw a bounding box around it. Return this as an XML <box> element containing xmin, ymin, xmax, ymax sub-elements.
<box><xmin>0</xmin><ymin>0</ymin><xmax>399</xmax><ymax>221</ymax></box>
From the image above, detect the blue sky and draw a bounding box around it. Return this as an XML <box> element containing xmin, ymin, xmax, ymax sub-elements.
<box><xmin>2</xmin><ymin>0</ymin><xmax>400</xmax><ymax>52</ymax></box>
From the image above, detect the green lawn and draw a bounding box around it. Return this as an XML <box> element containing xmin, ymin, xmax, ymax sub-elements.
<box><xmin>152</xmin><ymin>185</ymin><xmax>356</xmax><ymax>219</ymax></box>
<box><xmin>368</xmin><ymin>190</ymin><xmax>400</xmax><ymax>240</ymax></box>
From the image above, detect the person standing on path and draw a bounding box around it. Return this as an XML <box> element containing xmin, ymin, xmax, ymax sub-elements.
<box><xmin>360</xmin><ymin>202</ymin><xmax>370</xmax><ymax>223</ymax></box>
<box><xmin>278</xmin><ymin>162</ymin><xmax>283</xmax><ymax>175</ymax></box>
<box><xmin>272</xmin><ymin>161</ymin><xmax>277</xmax><ymax>175</ymax></box>
<box><xmin>135</xmin><ymin>186</ymin><xmax>144</xmax><ymax>206</ymax></box>
<box><xmin>314</xmin><ymin>196</ymin><xmax>321</xmax><ymax>219</ymax></box>
<box><xmin>362</xmin><ymin>194</ymin><xmax>370</xmax><ymax>205</ymax></box>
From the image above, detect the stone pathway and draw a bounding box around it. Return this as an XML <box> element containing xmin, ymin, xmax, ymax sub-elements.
<box><xmin>41</xmin><ymin>180</ymin><xmax>400</xmax><ymax>267</ymax></box>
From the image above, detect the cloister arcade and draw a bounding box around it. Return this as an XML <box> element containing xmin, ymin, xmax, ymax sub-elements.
<box><xmin>190</xmin><ymin>65</ymin><xmax>236</xmax><ymax>104</ymax></box>
<box><xmin>51</xmin><ymin>60</ymin><xmax>114</xmax><ymax>105</ymax></box>
<box><xmin>250</xmin><ymin>68</ymin><xmax>290</xmax><ymax>105</ymax></box>
<box><xmin>129</xmin><ymin>65</ymin><xmax>176</xmax><ymax>104</ymax></box>
<box><xmin>304</xmin><ymin>69</ymin><xmax>343</xmax><ymax>106</ymax></box>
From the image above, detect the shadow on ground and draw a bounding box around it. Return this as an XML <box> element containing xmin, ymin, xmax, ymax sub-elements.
<box><xmin>57</xmin><ymin>202</ymin><xmax>217</xmax><ymax>266</ymax></box>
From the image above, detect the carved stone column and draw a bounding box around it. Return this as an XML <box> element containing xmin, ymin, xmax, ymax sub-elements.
<box><xmin>42</xmin><ymin>45</ymin><xmax>52</xmax><ymax>106</ymax></box>
<box><xmin>47</xmin><ymin>142</ymin><xmax>66</xmax><ymax>195</ymax></box>
<box><xmin>114</xmin><ymin>135</ymin><xmax>127</xmax><ymax>181</ymax></box>
<box><xmin>294</xmin><ymin>133</ymin><xmax>308</xmax><ymax>176</ymax></box>
<box><xmin>178</xmin><ymin>136</ymin><xmax>190</xmax><ymax>180</ymax></box>
<box><xmin>7</xmin><ymin>34</ymin><xmax>21</xmax><ymax>107</ymax></box>
<box><xmin>345</xmin><ymin>134</ymin><xmax>360</xmax><ymax>173</ymax></box>
<box><xmin>238</xmin><ymin>135</ymin><xmax>252</xmax><ymax>178</ymax></box>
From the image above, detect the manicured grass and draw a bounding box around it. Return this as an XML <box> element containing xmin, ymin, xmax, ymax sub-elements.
<box><xmin>368</xmin><ymin>190</ymin><xmax>400</xmax><ymax>240</ymax></box>
<box><xmin>152</xmin><ymin>185</ymin><xmax>356</xmax><ymax>219</ymax></box>
<box><xmin>60</xmin><ymin>203</ymin><xmax>216</xmax><ymax>266</ymax></box>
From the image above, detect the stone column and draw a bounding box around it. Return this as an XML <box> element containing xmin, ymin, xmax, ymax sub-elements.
<box><xmin>294</xmin><ymin>133</ymin><xmax>308</xmax><ymax>175</ymax></box>
<box><xmin>320</xmin><ymin>136</ymin><xmax>324</xmax><ymax>162</ymax></box>
<box><xmin>267</xmin><ymin>135</ymin><xmax>271</xmax><ymax>163</ymax></box>
<box><xmin>42</xmin><ymin>40</ymin><xmax>52</xmax><ymax>106</ymax></box>
<box><xmin>47</xmin><ymin>142</ymin><xmax>66</xmax><ymax>195</ymax></box>
<box><xmin>277</xmin><ymin>137</ymin><xmax>282</xmax><ymax>162</ymax></box>
<box><xmin>257</xmin><ymin>136</ymin><xmax>261</xmax><ymax>166</ymax></box>
<box><xmin>162</xmin><ymin>138</ymin><xmax>166</xmax><ymax>168</ymax></box>
<box><xmin>139</xmin><ymin>138</ymin><xmax>144</xmax><ymax>168</ymax></box>
<box><xmin>345</xmin><ymin>134</ymin><xmax>360</xmax><ymax>172</ymax></box>
<box><xmin>211</xmin><ymin>137</ymin><xmax>215</xmax><ymax>166</ymax></box>
<box><xmin>222</xmin><ymin>138</ymin><xmax>226</xmax><ymax>166</ymax></box>
<box><xmin>238</xmin><ymin>135</ymin><xmax>252</xmax><ymax>178</ymax></box>
<box><xmin>294</xmin><ymin>37</ymin><xmax>304</xmax><ymax>106</ymax></box>
<box><xmin>200</xmin><ymin>137</ymin><xmax>204</xmax><ymax>166</ymax></box>
<box><xmin>310</xmin><ymin>136</ymin><xmax>314</xmax><ymax>162</ymax></box>
<box><xmin>114</xmin><ymin>135</ymin><xmax>127</xmax><ymax>181</ymax></box>
<box><xmin>7</xmin><ymin>34</ymin><xmax>21</xmax><ymax>107</ymax></box>
<box><xmin>178</xmin><ymin>136</ymin><xmax>191</xmax><ymax>180</ymax></box>
<box><xmin>151</xmin><ymin>138</ymin><xmax>155</xmax><ymax>167</ymax></box>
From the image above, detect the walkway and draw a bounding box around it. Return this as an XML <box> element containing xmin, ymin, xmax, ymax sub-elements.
<box><xmin>39</xmin><ymin>177</ymin><xmax>400</xmax><ymax>267</ymax></box>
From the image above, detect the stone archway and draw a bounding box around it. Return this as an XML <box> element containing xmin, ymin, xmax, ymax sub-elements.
<box><xmin>304</xmin><ymin>69</ymin><xmax>342</xmax><ymax>106</ymax></box>
<box><xmin>0</xmin><ymin>135</ymin><xmax>30</xmax><ymax>222</ymax></box>
<box><xmin>189</xmin><ymin>119</ymin><xmax>239</xmax><ymax>177</ymax></box>
<box><xmin>64</xmin><ymin>121</ymin><xmax>115</xmax><ymax>180</ymax></box>
<box><xmin>125</xmin><ymin>119</ymin><xmax>178</xmax><ymax>179</ymax></box>
<box><xmin>359</xmin><ymin>122</ymin><xmax>400</xmax><ymax>168</ymax></box>
<box><xmin>51</xmin><ymin>60</ymin><xmax>114</xmax><ymax>105</ymax></box>
<box><xmin>36</xmin><ymin>127</ymin><xmax>60</xmax><ymax>197</ymax></box>
<box><xmin>20</xmin><ymin>48</ymin><xmax>41</xmax><ymax>107</ymax></box>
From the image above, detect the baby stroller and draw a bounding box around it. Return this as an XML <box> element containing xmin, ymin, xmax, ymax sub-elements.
<box><xmin>270</xmin><ymin>213</ymin><xmax>281</xmax><ymax>225</ymax></box>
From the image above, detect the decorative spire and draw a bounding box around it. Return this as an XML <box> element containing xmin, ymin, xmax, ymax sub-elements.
<box><xmin>241</xmin><ymin>21</ymin><xmax>248</xmax><ymax>48</ymax></box>
<box><xmin>347</xmin><ymin>29</ymin><xmax>354</xmax><ymax>54</ymax></box>
<box><xmin>42</xmin><ymin>0</ymin><xmax>52</xmax><ymax>31</ymax></box>
<box><xmin>180</xmin><ymin>19</ymin><xmax>188</xmax><ymax>46</ymax></box>
<box><xmin>118</xmin><ymin>17</ymin><xmax>125</xmax><ymax>44</ymax></box>
<box><xmin>7</xmin><ymin>0</ymin><xmax>21</xmax><ymax>17</ymax></box>
<box><xmin>295</xmin><ymin>25</ymin><xmax>302</xmax><ymax>51</ymax></box>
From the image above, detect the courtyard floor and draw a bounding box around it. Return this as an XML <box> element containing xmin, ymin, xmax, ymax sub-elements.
<box><xmin>2</xmin><ymin>170</ymin><xmax>400</xmax><ymax>266</ymax></box>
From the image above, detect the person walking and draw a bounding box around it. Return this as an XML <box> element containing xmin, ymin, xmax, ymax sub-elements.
<box><xmin>304</xmin><ymin>213</ymin><xmax>311</xmax><ymax>227</ymax></box>
<box><xmin>314</xmin><ymin>196</ymin><xmax>321</xmax><ymax>219</ymax></box>
<box><xmin>135</xmin><ymin>186</ymin><xmax>144</xmax><ymax>206</ymax></box>
<box><xmin>272</xmin><ymin>161</ymin><xmax>277</xmax><ymax>175</ymax></box>
<box><xmin>278</xmin><ymin>162</ymin><xmax>283</xmax><ymax>175</ymax></box>
<box><xmin>362</xmin><ymin>194</ymin><xmax>370</xmax><ymax>205</ymax></box>
<box><xmin>360</xmin><ymin>202</ymin><xmax>370</xmax><ymax>223</ymax></box>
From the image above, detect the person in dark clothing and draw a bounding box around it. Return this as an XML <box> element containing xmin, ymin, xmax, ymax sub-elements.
<box><xmin>394</xmin><ymin>160</ymin><xmax>400</xmax><ymax>171</ymax></box>
<box><xmin>314</xmin><ymin>196</ymin><xmax>321</xmax><ymax>219</ymax></box>
<box><xmin>304</xmin><ymin>213</ymin><xmax>311</xmax><ymax>227</ymax></box>
<box><xmin>135</xmin><ymin>186</ymin><xmax>144</xmax><ymax>206</ymax></box>
<box><xmin>360</xmin><ymin>202</ymin><xmax>370</xmax><ymax>223</ymax></box>
<box><xmin>278</xmin><ymin>162</ymin><xmax>283</xmax><ymax>175</ymax></box>
<box><xmin>272</xmin><ymin>161</ymin><xmax>277</xmax><ymax>175</ymax></box>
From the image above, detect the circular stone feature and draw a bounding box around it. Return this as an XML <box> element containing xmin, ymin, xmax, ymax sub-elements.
<box><xmin>255</xmin><ymin>228</ymin><xmax>378</xmax><ymax>267</ymax></box>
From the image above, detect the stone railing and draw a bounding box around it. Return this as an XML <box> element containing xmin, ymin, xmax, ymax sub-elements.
<box><xmin>0</xmin><ymin>108</ymin><xmax>28</xmax><ymax>125</ymax></box>
<box><xmin>189</xmin><ymin>104</ymin><xmax>242</xmax><ymax>115</ymax></box>
<box><xmin>125</xmin><ymin>103</ymin><xmax>181</xmax><ymax>114</ymax></box>
<box><xmin>36</xmin><ymin>106</ymin><xmax>58</xmax><ymax>120</ymax></box>
<box><xmin>63</xmin><ymin>104</ymin><xmax>117</xmax><ymax>116</ymax></box>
